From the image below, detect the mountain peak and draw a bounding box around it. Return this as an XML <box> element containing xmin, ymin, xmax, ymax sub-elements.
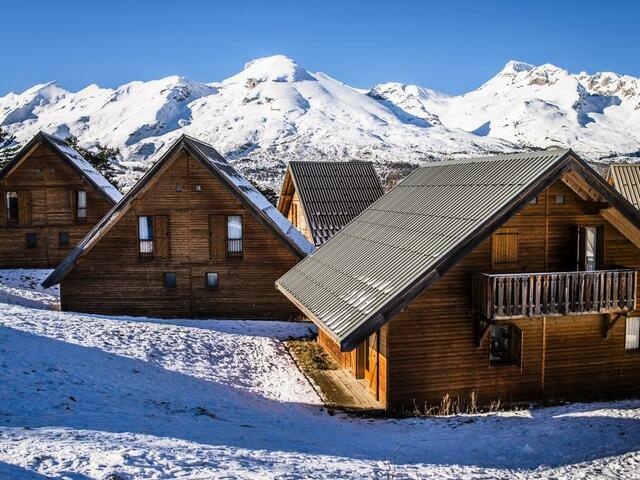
<box><xmin>228</xmin><ymin>55</ymin><xmax>315</xmax><ymax>84</ymax></box>
<box><xmin>501</xmin><ymin>60</ymin><xmax>535</xmax><ymax>74</ymax></box>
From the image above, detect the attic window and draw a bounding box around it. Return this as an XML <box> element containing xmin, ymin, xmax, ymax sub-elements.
<box><xmin>76</xmin><ymin>190</ymin><xmax>87</xmax><ymax>222</ymax></box>
<box><xmin>194</xmin><ymin>185</ymin><xmax>202</xmax><ymax>192</ymax></box>
<box><xmin>5</xmin><ymin>192</ymin><xmax>18</xmax><ymax>224</ymax></box>
<box><xmin>176</xmin><ymin>185</ymin><xmax>182</xmax><ymax>192</ymax></box>
<box><xmin>528</xmin><ymin>196</ymin><xmax>537</xmax><ymax>205</ymax></box>
<box><xmin>555</xmin><ymin>194</ymin><xmax>565</xmax><ymax>204</ymax></box>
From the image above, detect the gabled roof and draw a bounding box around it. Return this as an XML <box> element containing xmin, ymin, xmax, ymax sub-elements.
<box><xmin>42</xmin><ymin>135</ymin><xmax>314</xmax><ymax>288</ymax></box>
<box><xmin>277</xmin><ymin>161</ymin><xmax>385</xmax><ymax>245</ymax></box>
<box><xmin>607</xmin><ymin>163</ymin><xmax>640</xmax><ymax>209</ymax></box>
<box><xmin>276</xmin><ymin>149</ymin><xmax>640</xmax><ymax>351</ymax></box>
<box><xmin>0</xmin><ymin>131</ymin><xmax>122</xmax><ymax>204</ymax></box>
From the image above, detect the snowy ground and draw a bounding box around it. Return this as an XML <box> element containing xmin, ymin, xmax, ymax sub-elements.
<box><xmin>0</xmin><ymin>270</ymin><xmax>639</xmax><ymax>479</ymax></box>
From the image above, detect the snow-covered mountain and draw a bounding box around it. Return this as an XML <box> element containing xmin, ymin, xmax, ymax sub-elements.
<box><xmin>2</xmin><ymin>55</ymin><xmax>639</xmax><ymax>189</ymax></box>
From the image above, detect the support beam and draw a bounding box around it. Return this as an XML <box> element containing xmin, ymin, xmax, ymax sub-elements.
<box><xmin>603</xmin><ymin>312</ymin><xmax>625</xmax><ymax>339</ymax></box>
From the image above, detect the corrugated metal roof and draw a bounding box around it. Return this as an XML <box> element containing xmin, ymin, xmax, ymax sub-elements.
<box><xmin>277</xmin><ymin>149</ymin><xmax>579</xmax><ymax>350</ymax></box>
<box><xmin>42</xmin><ymin>135</ymin><xmax>313</xmax><ymax>288</ymax></box>
<box><xmin>281</xmin><ymin>161</ymin><xmax>384</xmax><ymax>245</ymax></box>
<box><xmin>0</xmin><ymin>132</ymin><xmax>122</xmax><ymax>204</ymax></box>
<box><xmin>607</xmin><ymin>164</ymin><xmax>640</xmax><ymax>209</ymax></box>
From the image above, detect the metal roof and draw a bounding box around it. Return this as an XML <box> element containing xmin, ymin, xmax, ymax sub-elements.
<box><xmin>607</xmin><ymin>164</ymin><xmax>640</xmax><ymax>209</ymax></box>
<box><xmin>0</xmin><ymin>131</ymin><xmax>122</xmax><ymax>204</ymax></box>
<box><xmin>277</xmin><ymin>148</ymin><xmax>640</xmax><ymax>351</ymax></box>
<box><xmin>42</xmin><ymin>135</ymin><xmax>313</xmax><ymax>288</ymax></box>
<box><xmin>278</xmin><ymin>161</ymin><xmax>385</xmax><ymax>246</ymax></box>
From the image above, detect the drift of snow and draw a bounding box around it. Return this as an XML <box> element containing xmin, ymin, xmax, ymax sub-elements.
<box><xmin>1</xmin><ymin>270</ymin><xmax>640</xmax><ymax>478</ymax></box>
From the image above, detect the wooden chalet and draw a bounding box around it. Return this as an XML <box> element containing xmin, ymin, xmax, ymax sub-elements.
<box><xmin>277</xmin><ymin>161</ymin><xmax>384</xmax><ymax>246</ymax></box>
<box><xmin>607</xmin><ymin>163</ymin><xmax>640</xmax><ymax>210</ymax></box>
<box><xmin>277</xmin><ymin>149</ymin><xmax>640</xmax><ymax>411</ymax></box>
<box><xmin>43</xmin><ymin>135</ymin><xmax>314</xmax><ymax>319</ymax></box>
<box><xmin>0</xmin><ymin>132</ymin><xmax>122</xmax><ymax>268</ymax></box>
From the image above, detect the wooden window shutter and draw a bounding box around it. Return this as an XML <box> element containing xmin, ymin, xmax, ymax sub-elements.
<box><xmin>510</xmin><ymin>325</ymin><xmax>523</xmax><ymax>367</ymax></box>
<box><xmin>154</xmin><ymin>215</ymin><xmax>170</xmax><ymax>260</ymax></box>
<box><xmin>18</xmin><ymin>191</ymin><xmax>31</xmax><ymax>225</ymax></box>
<box><xmin>70</xmin><ymin>190</ymin><xmax>77</xmax><ymax>222</ymax></box>
<box><xmin>596</xmin><ymin>225</ymin><xmax>605</xmax><ymax>270</ymax></box>
<box><xmin>209</xmin><ymin>214</ymin><xmax>226</xmax><ymax>260</ymax></box>
<box><xmin>0</xmin><ymin>193</ymin><xmax>6</xmax><ymax>226</ymax></box>
<box><xmin>491</xmin><ymin>227</ymin><xmax>518</xmax><ymax>270</ymax></box>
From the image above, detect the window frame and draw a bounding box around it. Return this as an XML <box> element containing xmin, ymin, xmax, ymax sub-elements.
<box><xmin>489</xmin><ymin>324</ymin><xmax>522</xmax><ymax>367</ymax></box>
<box><xmin>225</xmin><ymin>214</ymin><xmax>243</xmax><ymax>257</ymax></box>
<box><xmin>25</xmin><ymin>232</ymin><xmax>37</xmax><ymax>248</ymax></box>
<box><xmin>625</xmin><ymin>316</ymin><xmax>640</xmax><ymax>353</ymax></box>
<box><xmin>76</xmin><ymin>190</ymin><xmax>87</xmax><ymax>223</ymax></box>
<box><xmin>205</xmin><ymin>272</ymin><xmax>219</xmax><ymax>289</ymax></box>
<box><xmin>138</xmin><ymin>215</ymin><xmax>155</xmax><ymax>259</ymax></box>
<box><xmin>163</xmin><ymin>272</ymin><xmax>177</xmax><ymax>289</ymax></box>
<box><xmin>5</xmin><ymin>191</ymin><xmax>18</xmax><ymax>225</ymax></box>
<box><xmin>58</xmin><ymin>231</ymin><xmax>70</xmax><ymax>247</ymax></box>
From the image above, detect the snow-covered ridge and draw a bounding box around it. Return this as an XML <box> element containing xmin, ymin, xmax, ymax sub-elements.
<box><xmin>1</xmin><ymin>56</ymin><xmax>639</xmax><ymax>190</ymax></box>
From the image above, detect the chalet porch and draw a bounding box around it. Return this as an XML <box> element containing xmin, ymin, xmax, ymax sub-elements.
<box><xmin>307</xmin><ymin>367</ymin><xmax>384</xmax><ymax>413</ymax></box>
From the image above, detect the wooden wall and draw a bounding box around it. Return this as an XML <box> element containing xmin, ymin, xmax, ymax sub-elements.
<box><xmin>0</xmin><ymin>143</ymin><xmax>113</xmax><ymax>268</ymax></box>
<box><xmin>60</xmin><ymin>150</ymin><xmax>302</xmax><ymax>319</ymax></box>
<box><xmin>384</xmin><ymin>179</ymin><xmax>640</xmax><ymax>411</ymax></box>
<box><xmin>285</xmin><ymin>190</ymin><xmax>311</xmax><ymax>243</ymax></box>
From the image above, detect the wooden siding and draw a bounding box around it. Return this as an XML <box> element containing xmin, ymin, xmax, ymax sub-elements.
<box><xmin>285</xmin><ymin>190</ymin><xmax>311</xmax><ymax>243</ymax></box>
<box><xmin>318</xmin><ymin>325</ymin><xmax>388</xmax><ymax>407</ymax></box>
<box><xmin>384</xmin><ymin>180</ymin><xmax>640</xmax><ymax>411</ymax></box>
<box><xmin>59</xmin><ymin>151</ymin><xmax>302</xmax><ymax>319</ymax></box>
<box><xmin>0</xmin><ymin>143</ymin><xmax>113</xmax><ymax>268</ymax></box>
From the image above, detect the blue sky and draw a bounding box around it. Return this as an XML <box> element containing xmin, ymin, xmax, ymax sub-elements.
<box><xmin>1</xmin><ymin>0</ymin><xmax>638</xmax><ymax>96</ymax></box>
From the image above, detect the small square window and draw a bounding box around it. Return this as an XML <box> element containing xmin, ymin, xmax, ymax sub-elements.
<box><xmin>528</xmin><ymin>196</ymin><xmax>537</xmax><ymax>205</ymax></box>
<box><xmin>489</xmin><ymin>324</ymin><xmax>522</xmax><ymax>365</ymax></box>
<box><xmin>164</xmin><ymin>272</ymin><xmax>177</xmax><ymax>288</ymax></box>
<box><xmin>59</xmin><ymin>232</ymin><xmax>69</xmax><ymax>247</ymax></box>
<box><xmin>176</xmin><ymin>185</ymin><xmax>182</xmax><ymax>192</ymax></box>
<box><xmin>205</xmin><ymin>272</ymin><xmax>219</xmax><ymax>289</ymax></box>
<box><xmin>25</xmin><ymin>232</ymin><xmax>37</xmax><ymax>248</ymax></box>
<box><xmin>555</xmin><ymin>194</ymin><xmax>565</xmax><ymax>204</ymax></box>
<box><xmin>194</xmin><ymin>185</ymin><xmax>202</xmax><ymax>192</ymax></box>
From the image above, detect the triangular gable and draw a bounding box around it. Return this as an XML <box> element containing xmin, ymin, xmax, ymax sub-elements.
<box><xmin>42</xmin><ymin>135</ymin><xmax>313</xmax><ymax>288</ymax></box>
<box><xmin>0</xmin><ymin>131</ymin><xmax>122</xmax><ymax>204</ymax></box>
<box><xmin>607</xmin><ymin>164</ymin><xmax>640</xmax><ymax>210</ymax></box>
<box><xmin>276</xmin><ymin>149</ymin><xmax>640</xmax><ymax>351</ymax></box>
<box><xmin>277</xmin><ymin>161</ymin><xmax>384</xmax><ymax>246</ymax></box>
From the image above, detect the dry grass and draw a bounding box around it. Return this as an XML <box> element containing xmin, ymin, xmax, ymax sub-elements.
<box><xmin>286</xmin><ymin>338</ymin><xmax>337</xmax><ymax>373</ymax></box>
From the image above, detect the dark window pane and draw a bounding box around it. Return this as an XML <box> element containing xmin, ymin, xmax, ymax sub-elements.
<box><xmin>164</xmin><ymin>272</ymin><xmax>177</xmax><ymax>288</ymax></box>
<box><xmin>6</xmin><ymin>192</ymin><xmax>18</xmax><ymax>224</ymax></box>
<box><xmin>206</xmin><ymin>272</ymin><xmax>218</xmax><ymax>288</ymax></box>
<box><xmin>489</xmin><ymin>325</ymin><xmax>511</xmax><ymax>363</ymax></box>
<box><xmin>25</xmin><ymin>232</ymin><xmax>37</xmax><ymax>248</ymax></box>
<box><xmin>59</xmin><ymin>232</ymin><xmax>69</xmax><ymax>247</ymax></box>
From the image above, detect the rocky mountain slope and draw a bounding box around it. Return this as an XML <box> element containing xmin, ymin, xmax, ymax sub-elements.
<box><xmin>2</xmin><ymin>55</ymin><xmax>639</xmax><ymax>190</ymax></box>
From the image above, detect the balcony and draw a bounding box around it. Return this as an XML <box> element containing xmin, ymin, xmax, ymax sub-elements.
<box><xmin>226</xmin><ymin>238</ymin><xmax>243</xmax><ymax>257</ymax></box>
<box><xmin>473</xmin><ymin>269</ymin><xmax>637</xmax><ymax>322</ymax></box>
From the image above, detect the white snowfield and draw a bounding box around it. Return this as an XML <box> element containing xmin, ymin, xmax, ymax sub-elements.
<box><xmin>3</xmin><ymin>55</ymin><xmax>639</xmax><ymax>190</ymax></box>
<box><xmin>0</xmin><ymin>270</ymin><xmax>640</xmax><ymax>479</ymax></box>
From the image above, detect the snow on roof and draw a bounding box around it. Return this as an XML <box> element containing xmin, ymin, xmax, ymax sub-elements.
<box><xmin>42</xmin><ymin>133</ymin><xmax>123</xmax><ymax>204</ymax></box>
<box><xmin>187</xmin><ymin>137</ymin><xmax>314</xmax><ymax>256</ymax></box>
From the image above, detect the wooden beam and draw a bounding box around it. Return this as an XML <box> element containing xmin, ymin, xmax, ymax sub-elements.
<box><xmin>603</xmin><ymin>312</ymin><xmax>625</xmax><ymax>339</ymax></box>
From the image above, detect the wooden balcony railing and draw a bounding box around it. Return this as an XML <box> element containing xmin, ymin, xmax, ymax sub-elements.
<box><xmin>473</xmin><ymin>269</ymin><xmax>637</xmax><ymax>321</ymax></box>
<box><xmin>226</xmin><ymin>238</ymin><xmax>243</xmax><ymax>257</ymax></box>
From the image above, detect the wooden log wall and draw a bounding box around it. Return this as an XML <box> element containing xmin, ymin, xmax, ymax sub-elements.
<box><xmin>0</xmin><ymin>143</ymin><xmax>113</xmax><ymax>268</ymax></box>
<box><xmin>385</xmin><ymin>179</ymin><xmax>640</xmax><ymax>411</ymax></box>
<box><xmin>60</xmin><ymin>151</ymin><xmax>302</xmax><ymax>319</ymax></box>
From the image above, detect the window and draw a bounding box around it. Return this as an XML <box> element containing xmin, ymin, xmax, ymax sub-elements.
<box><xmin>194</xmin><ymin>185</ymin><xmax>202</xmax><ymax>192</ymax></box>
<box><xmin>176</xmin><ymin>185</ymin><xmax>182</xmax><ymax>192</ymax></box>
<box><xmin>226</xmin><ymin>215</ymin><xmax>243</xmax><ymax>256</ymax></box>
<box><xmin>555</xmin><ymin>194</ymin><xmax>565</xmax><ymax>204</ymax></box>
<box><xmin>25</xmin><ymin>232</ymin><xmax>37</xmax><ymax>248</ymax></box>
<box><xmin>164</xmin><ymin>272</ymin><xmax>177</xmax><ymax>288</ymax></box>
<box><xmin>626</xmin><ymin>317</ymin><xmax>640</xmax><ymax>351</ymax></box>
<box><xmin>138</xmin><ymin>216</ymin><xmax>154</xmax><ymax>257</ymax></box>
<box><xmin>578</xmin><ymin>226</ymin><xmax>603</xmax><ymax>271</ymax></box>
<box><xmin>489</xmin><ymin>324</ymin><xmax>522</xmax><ymax>365</ymax></box>
<box><xmin>491</xmin><ymin>227</ymin><xmax>518</xmax><ymax>270</ymax></box>
<box><xmin>528</xmin><ymin>196</ymin><xmax>537</xmax><ymax>205</ymax></box>
<box><xmin>205</xmin><ymin>272</ymin><xmax>219</xmax><ymax>289</ymax></box>
<box><xmin>5</xmin><ymin>192</ymin><xmax>18</xmax><ymax>224</ymax></box>
<box><xmin>76</xmin><ymin>190</ymin><xmax>87</xmax><ymax>222</ymax></box>
<box><xmin>59</xmin><ymin>232</ymin><xmax>69</xmax><ymax>247</ymax></box>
